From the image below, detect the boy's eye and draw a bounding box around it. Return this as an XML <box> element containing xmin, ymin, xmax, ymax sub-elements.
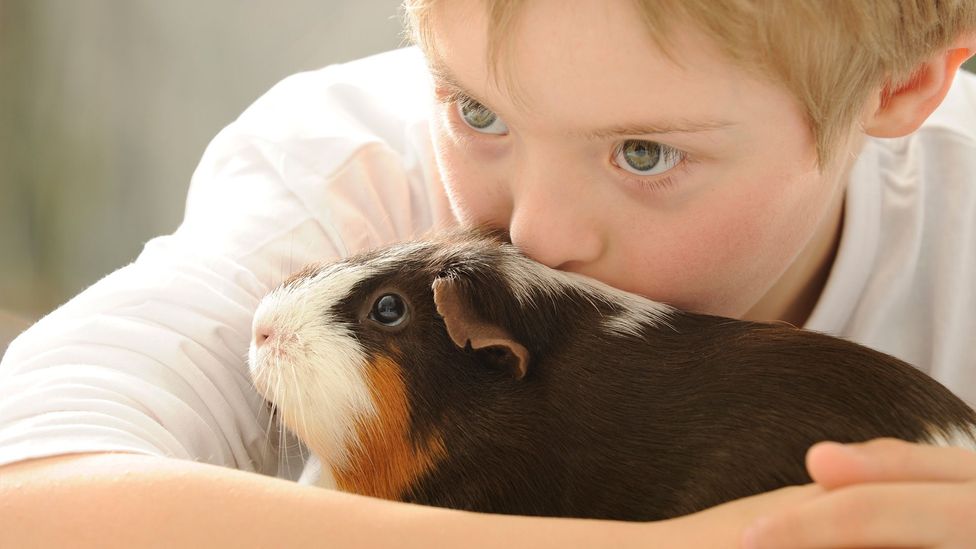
<box><xmin>613</xmin><ymin>140</ymin><xmax>683</xmax><ymax>176</ymax></box>
<box><xmin>456</xmin><ymin>98</ymin><xmax>509</xmax><ymax>135</ymax></box>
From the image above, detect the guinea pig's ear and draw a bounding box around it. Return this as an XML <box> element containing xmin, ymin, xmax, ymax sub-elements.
<box><xmin>431</xmin><ymin>276</ymin><xmax>530</xmax><ymax>380</ymax></box>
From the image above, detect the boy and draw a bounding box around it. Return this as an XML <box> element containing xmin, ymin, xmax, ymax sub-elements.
<box><xmin>2</xmin><ymin>1</ymin><xmax>975</xmax><ymax>547</ymax></box>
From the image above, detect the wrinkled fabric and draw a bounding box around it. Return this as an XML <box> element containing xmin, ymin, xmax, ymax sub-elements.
<box><xmin>806</xmin><ymin>70</ymin><xmax>976</xmax><ymax>408</ymax></box>
<box><xmin>0</xmin><ymin>47</ymin><xmax>454</xmax><ymax>477</ymax></box>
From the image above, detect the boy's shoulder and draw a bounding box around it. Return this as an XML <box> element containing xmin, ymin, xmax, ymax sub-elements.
<box><xmin>232</xmin><ymin>47</ymin><xmax>432</xmax><ymax>143</ymax></box>
<box><xmin>827</xmin><ymin>69</ymin><xmax>976</xmax><ymax>397</ymax></box>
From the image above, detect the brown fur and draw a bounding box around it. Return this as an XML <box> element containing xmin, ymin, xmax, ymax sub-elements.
<box><xmin>333</xmin><ymin>354</ymin><xmax>448</xmax><ymax>500</ymax></box>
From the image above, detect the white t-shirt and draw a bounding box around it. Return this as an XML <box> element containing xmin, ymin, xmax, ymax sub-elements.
<box><xmin>1</xmin><ymin>47</ymin><xmax>975</xmax><ymax>475</ymax></box>
<box><xmin>806</xmin><ymin>66</ymin><xmax>976</xmax><ymax>407</ymax></box>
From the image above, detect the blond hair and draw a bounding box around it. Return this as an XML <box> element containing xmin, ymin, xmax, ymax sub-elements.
<box><xmin>403</xmin><ymin>0</ymin><xmax>976</xmax><ymax>168</ymax></box>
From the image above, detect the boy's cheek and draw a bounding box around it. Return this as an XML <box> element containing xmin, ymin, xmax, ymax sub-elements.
<box><xmin>445</xmin><ymin>177</ymin><xmax>512</xmax><ymax>228</ymax></box>
<box><xmin>629</xmin><ymin>222</ymin><xmax>774</xmax><ymax>315</ymax></box>
<box><xmin>619</xmin><ymin>184</ymin><xmax>808</xmax><ymax>315</ymax></box>
<box><xmin>433</xmin><ymin>153</ymin><xmax>511</xmax><ymax>229</ymax></box>
<box><xmin>430</xmin><ymin>125</ymin><xmax>514</xmax><ymax>228</ymax></box>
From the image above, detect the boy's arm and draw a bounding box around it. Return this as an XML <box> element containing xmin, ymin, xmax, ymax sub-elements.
<box><xmin>0</xmin><ymin>452</ymin><xmax>650</xmax><ymax>548</ymax></box>
<box><xmin>0</xmin><ymin>452</ymin><xmax>823</xmax><ymax>548</ymax></box>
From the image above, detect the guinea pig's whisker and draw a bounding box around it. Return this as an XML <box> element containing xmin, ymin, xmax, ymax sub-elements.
<box><xmin>274</xmin><ymin>384</ymin><xmax>294</xmax><ymax>466</ymax></box>
<box><xmin>309</xmin><ymin>361</ymin><xmax>341</xmax><ymax>461</ymax></box>
<box><xmin>264</xmin><ymin>362</ymin><xmax>281</xmax><ymax>441</ymax></box>
<box><xmin>264</xmin><ymin>354</ymin><xmax>287</xmax><ymax>456</ymax></box>
<box><xmin>273</xmin><ymin>364</ymin><xmax>308</xmax><ymax>464</ymax></box>
<box><xmin>292</xmin><ymin>363</ymin><xmax>315</xmax><ymax>453</ymax></box>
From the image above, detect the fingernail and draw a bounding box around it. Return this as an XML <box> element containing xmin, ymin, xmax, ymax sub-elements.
<box><xmin>741</xmin><ymin>517</ymin><xmax>770</xmax><ymax>549</ymax></box>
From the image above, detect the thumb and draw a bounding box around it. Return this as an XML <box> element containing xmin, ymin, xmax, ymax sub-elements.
<box><xmin>807</xmin><ymin>437</ymin><xmax>976</xmax><ymax>489</ymax></box>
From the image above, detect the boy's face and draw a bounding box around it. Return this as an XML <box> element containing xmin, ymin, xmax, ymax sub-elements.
<box><xmin>423</xmin><ymin>0</ymin><xmax>851</xmax><ymax>319</ymax></box>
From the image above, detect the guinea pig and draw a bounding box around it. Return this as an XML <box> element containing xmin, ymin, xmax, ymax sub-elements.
<box><xmin>248</xmin><ymin>228</ymin><xmax>976</xmax><ymax>521</ymax></box>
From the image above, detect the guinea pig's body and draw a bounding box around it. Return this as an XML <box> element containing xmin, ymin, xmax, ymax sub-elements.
<box><xmin>249</xmin><ymin>230</ymin><xmax>976</xmax><ymax>521</ymax></box>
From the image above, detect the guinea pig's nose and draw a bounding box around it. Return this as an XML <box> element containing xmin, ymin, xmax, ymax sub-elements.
<box><xmin>253</xmin><ymin>323</ymin><xmax>274</xmax><ymax>347</ymax></box>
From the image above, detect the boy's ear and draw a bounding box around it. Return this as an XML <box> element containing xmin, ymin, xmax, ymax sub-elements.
<box><xmin>864</xmin><ymin>35</ymin><xmax>976</xmax><ymax>138</ymax></box>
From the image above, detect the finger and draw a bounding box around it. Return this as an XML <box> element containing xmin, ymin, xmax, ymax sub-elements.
<box><xmin>807</xmin><ymin>438</ymin><xmax>976</xmax><ymax>489</ymax></box>
<box><xmin>742</xmin><ymin>482</ymin><xmax>968</xmax><ymax>549</ymax></box>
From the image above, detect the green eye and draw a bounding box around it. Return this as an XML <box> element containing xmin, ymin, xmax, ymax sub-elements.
<box><xmin>457</xmin><ymin>98</ymin><xmax>509</xmax><ymax>135</ymax></box>
<box><xmin>614</xmin><ymin>140</ymin><xmax>683</xmax><ymax>176</ymax></box>
<box><xmin>459</xmin><ymin>99</ymin><xmax>495</xmax><ymax>128</ymax></box>
<box><xmin>622</xmin><ymin>141</ymin><xmax>659</xmax><ymax>171</ymax></box>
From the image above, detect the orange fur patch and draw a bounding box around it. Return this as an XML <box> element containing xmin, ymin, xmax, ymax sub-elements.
<box><xmin>331</xmin><ymin>354</ymin><xmax>447</xmax><ymax>500</ymax></box>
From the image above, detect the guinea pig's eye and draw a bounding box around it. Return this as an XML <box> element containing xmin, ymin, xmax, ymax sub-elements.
<box><xmin>369</xmin><ymin>293</ymin><xmax>408</xmax><ymax>327</ymax></box>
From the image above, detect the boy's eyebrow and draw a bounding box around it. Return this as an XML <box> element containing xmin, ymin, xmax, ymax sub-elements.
<box><xmin>428</xmin><ymin>56</ymin><xmax>736</xmax><ymax>138</ymax></box>
<box><xmin>428</xmin><ymin>57</ymin><xmax>485</xmax><ymax>101</ymax></box>
<box><xmin>427</xmin><ymin>55</ymin><xmax>464</xmax><ymax>89</ymax></box>
<box><xmin>578</xmin><ymin>119</ymin><xmax>736</xmax><ymax>139</ymax></box>
<box><xmin>428</xmin><ymin>53</ymin><xmax>539</xmax><ymax>111</ymax></box>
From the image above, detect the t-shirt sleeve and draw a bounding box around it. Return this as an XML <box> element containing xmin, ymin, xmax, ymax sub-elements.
<box><xmin>0</xmin><ymin>129</ymin><xmax>336</xmax><ymax>474</ymax></box>
<box><xmin>0</xmin><ymin>47</ymin><xmax>450</xmax><ymax>473</ymax></box>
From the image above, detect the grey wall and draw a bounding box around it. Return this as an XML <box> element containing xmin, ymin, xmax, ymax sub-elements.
<box><xmin>0</xmin><ymin>0</ymin><xmax>405</xmax><ymax>327</ymax></box>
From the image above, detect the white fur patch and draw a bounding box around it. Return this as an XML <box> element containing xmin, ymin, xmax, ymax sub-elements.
<box><xmin>248</xmin><ymin>262</ymin><xmax>378</xmax><ymax>471</ymax></box>
<box><xmin>498</xmin><ymin>246</ymin><xmax>675</xmax><ymax>338</ymax></box>
<box><xmin>923</xmin><ymin>423</ymin><xmax>976</xmax><ymax>452</ymax></box>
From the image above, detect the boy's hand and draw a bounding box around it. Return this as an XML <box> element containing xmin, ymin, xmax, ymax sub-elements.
<box><xmin>741</xmin><ymin>438</ymin><xmax>976</xmax><ymax>548</ymax></box>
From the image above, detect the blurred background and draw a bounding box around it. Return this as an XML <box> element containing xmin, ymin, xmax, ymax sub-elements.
<box><xmin>1</xmin><ymin>2</ymin><xmax>976</xmax><ymax>354</ymax></box>
<box><xmin>0</xmin><ymin>0</ymin><xmax>405</xmax><ymax>352</ymax></box>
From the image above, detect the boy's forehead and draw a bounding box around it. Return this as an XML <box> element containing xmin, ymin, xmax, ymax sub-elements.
<box><xmin>423</xmin><ymin>0</ymin><xmax>750</xmax><ymax>137</ymax></box>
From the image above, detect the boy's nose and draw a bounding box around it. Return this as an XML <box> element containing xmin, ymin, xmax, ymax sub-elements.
<box><xmin>507</xmin><ymin>187</ymin><xmax>605</xmax><ymax>271</ymax></box>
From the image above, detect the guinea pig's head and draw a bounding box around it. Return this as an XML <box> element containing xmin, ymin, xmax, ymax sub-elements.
<box><xmin>248</xmin><ymin>228</ymin><xmax>672</xmax><ymax>500</ymax></box>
